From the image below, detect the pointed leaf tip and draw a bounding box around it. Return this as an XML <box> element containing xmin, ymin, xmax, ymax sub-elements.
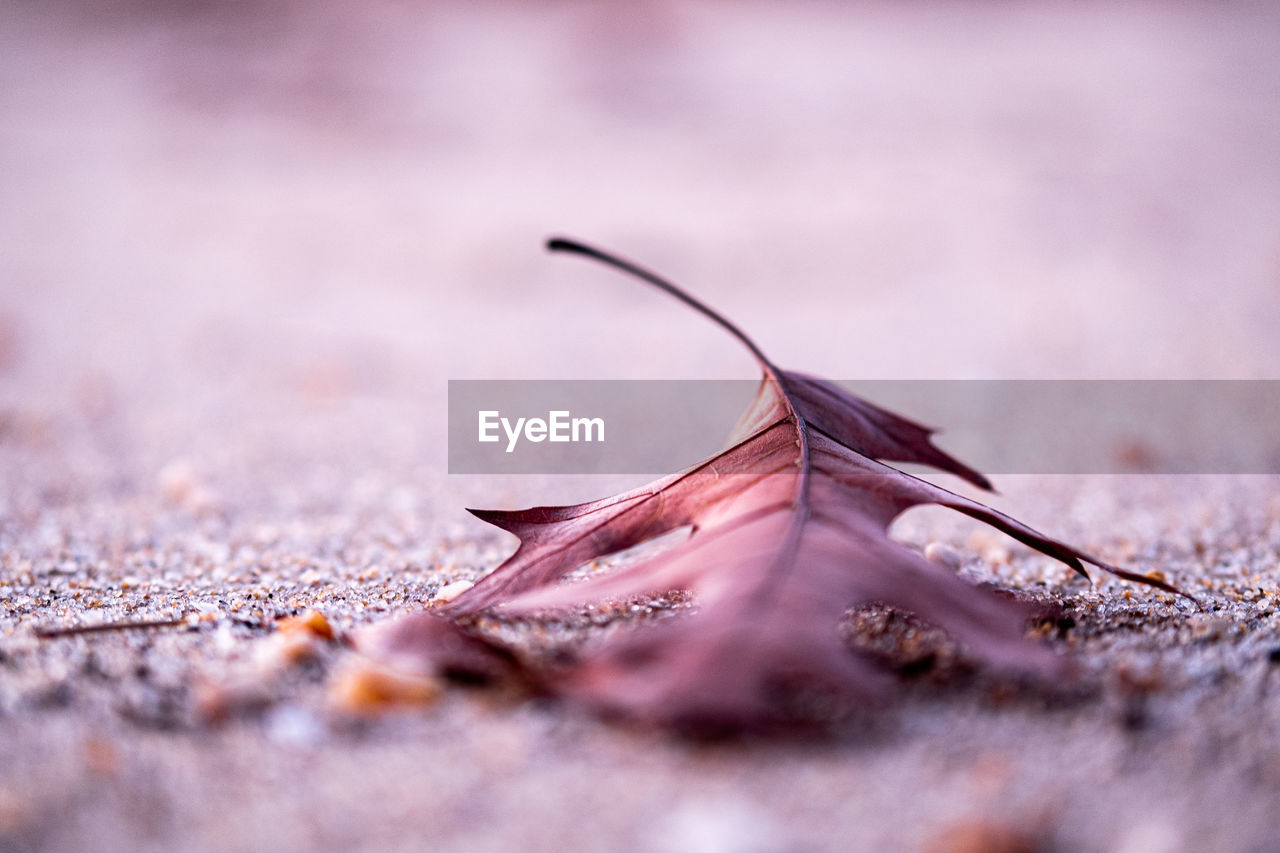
<box><xmin>466</xmin><ymin>507</ymin><xmax>526</xmax><ymax>533</ymax></box>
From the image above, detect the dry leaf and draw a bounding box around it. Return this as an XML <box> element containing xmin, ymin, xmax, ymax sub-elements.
<box><xmin>373</xmin><ymin>238</ymin><xmax>1186</xmax><ymax>731</ymax></box>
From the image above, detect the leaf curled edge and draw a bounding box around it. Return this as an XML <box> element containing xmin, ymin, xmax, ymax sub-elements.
<box><xmin>369</xmin><ymin>239</ymin><xmax>1190</xmax><ymax>731</ymax></box>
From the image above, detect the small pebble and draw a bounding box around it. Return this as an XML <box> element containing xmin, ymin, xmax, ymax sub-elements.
<box><xmin>434</xmin><ymin>580</ymin><xmax>475</xmax><ymax>603</ymax></box>
<box><xmin>982</xmin><ymin>545</ymin><xmax>1011</xmax><ymax>567</ymax></box>
<box><xmin>277</xmin><ymin>610</ymin><xmax>334</xmax><ymax>640</ymax></box>
<box><xmin>328</xmin><ymin>659</ymin><xmax>442</xmax><ymax>714</ymax></box>
<box><xmin>924</xmin><ymin>543</ymin><xmax>964</xmax><ymax>569</ymax></box>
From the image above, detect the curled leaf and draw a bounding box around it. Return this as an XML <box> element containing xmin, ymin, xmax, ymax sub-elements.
<box><xmin>387</xmin><ymin>239</ymin><xmax>1187</xmax><ymax>731</ymax></box>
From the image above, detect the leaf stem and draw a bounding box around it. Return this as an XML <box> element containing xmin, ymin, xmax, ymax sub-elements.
<box><xmin>546</xmin><ymin>237</ymin><xmax>778</xmax><ymax>372</ymax></box>
<box><xmin>546</xmin><ymin>236</ymin><xmax>815</xmax><ymax>596</ymax></box>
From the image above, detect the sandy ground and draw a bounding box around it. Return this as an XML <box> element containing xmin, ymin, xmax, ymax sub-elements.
<box><xmin>3</xmin><ymin>2</ymin><xmax>1280</xmax><ymax>851</ymax></box>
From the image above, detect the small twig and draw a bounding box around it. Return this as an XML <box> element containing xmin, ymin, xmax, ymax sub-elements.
<box><xmin>34</xmin><ymin>617</ymin><xmax>188</xmax><ymax>639</ymax></box>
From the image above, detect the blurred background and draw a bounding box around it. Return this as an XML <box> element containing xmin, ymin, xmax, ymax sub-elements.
<box><xmin>5</xmin><ymin>0</ymin><xmax>1279</xmax><ymax>518</ymax></box>
<box><xmin>3</xmin><ymin>0</ymin><xmax>1278</xmax><ymax>502</ymax></box>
